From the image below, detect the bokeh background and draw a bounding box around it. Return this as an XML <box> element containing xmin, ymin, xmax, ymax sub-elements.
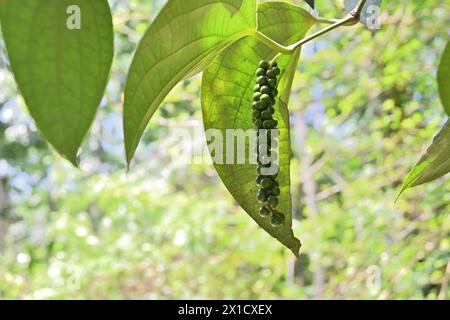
<box><xmin>0</xmin><ymin>0</ymin><xmax>449</xmax><ymax>299</ymax></box>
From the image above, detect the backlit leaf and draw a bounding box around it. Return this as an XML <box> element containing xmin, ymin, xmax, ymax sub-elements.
<box><xmin>201</xmin><ymin>2</ymin><xmax>316</xmax><ymax>255</ymax></box>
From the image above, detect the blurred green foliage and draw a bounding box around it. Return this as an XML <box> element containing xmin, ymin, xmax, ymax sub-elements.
<box><xmin>0</xmin><ymin>0</ymin><xmax>449</xmax><ymax>299</ymax></box>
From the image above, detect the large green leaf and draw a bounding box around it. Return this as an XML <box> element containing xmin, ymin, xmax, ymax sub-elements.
<box><xmin>438</xmin><ymin>41</ymin><xmax>450</xmax><ymax>116</ymax></box>
<box><xmin>0</xmin><ymin>0</ymin><xmax>113</xmax><ymax>165</ymax></box>
<box><xmin>201</xmin><ymin>2</ymin><xmax>316</xmax><ymax>256</ymax></box>
<box><xmin>123</xmin><ymin>0</ymin><xmax>257</xmax><ymax>165</ymax></box>
<box><xmin>400</xmin><ymin>119</ymin><xmax>450</xmax><ymax>194</ymax></box>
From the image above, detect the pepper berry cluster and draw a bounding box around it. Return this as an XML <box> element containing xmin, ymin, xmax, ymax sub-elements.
<box><xmin>253</xmin><ymin>60</ymin><xmax>285</xmax><ymax>227</ymax></box>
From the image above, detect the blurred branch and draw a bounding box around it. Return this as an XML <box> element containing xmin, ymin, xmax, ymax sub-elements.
<box><xmin>438</xmin><ymin>261</ymin><xmax>450</xmax><ymax>300</ymax></box>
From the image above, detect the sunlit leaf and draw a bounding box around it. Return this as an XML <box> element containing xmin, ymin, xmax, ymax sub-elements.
<box><xmin>123</xmin><ymin>0</ymin><xmax>257</xmax><ymax>165</ymax></box>
<box><xmin>0</xmin><ymin>0</ymin><xmax>113</xmax><ymax>165</ymax></box>
<box><xmin>400</xmin><ymin>119</ymin><xmax>450</xmax><ymax>194</ymax></box>
<box><xmin>201</xmin><ymin>2</ymin><xmax>316</xmax><ymax>256</ymax></box>
<box><xmin>438</xmin><ymin>41</ymin><xmax>450</xmax><ymax>116</ymax></box>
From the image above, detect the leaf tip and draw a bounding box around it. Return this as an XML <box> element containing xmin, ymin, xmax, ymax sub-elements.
<box><xmin>289</xmin><ymin>238</ymin><xmax>302</xmax><ymax>258</ymax></box>
<box><xmin>66</xmin><ymin>152</ymin><xmax>80</xmax><ymax>168</ymax></box>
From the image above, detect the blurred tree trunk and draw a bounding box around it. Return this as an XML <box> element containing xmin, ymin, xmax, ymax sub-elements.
<box><xmin>293</xmin><ymin>110</ymin><xmax>325</xmax><ymax>298</ymax></box>
<box><xmin>0</xmin><ymin>178</ymin><xmax>10</xmax><ymax>252</ymax></box>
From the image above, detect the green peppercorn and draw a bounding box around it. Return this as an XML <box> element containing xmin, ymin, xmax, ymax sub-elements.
<box><xmin>252</xmin><ymin>110</ymin><xmax>261</xmax><ymax>118</ymax></box>
<box><xmin>270</xmin><ymin>61</ymin><xmax>278</xmax><ymax>68</ymax></box>
<box><xmin>256</xmin><ymin>175</ymin><xmax>264</xmax><ymax>185</ymax></box>
<box><xmin>272</xmin><ymin>67</ymin><xmax>281</xmax><ymax>75</ymax></box>
<box><xmin>256</xmin><ymin>189</ymin><xmax>268</xmax><ymax>202</ymax></box>
<box><xmin>270</xmin><ymin>88</ymin><xmax>278</xmax><ymax>98</ymax></box>
<box><xmin>268</xmin><ymin>78</ymin><xmax>277</xmax><ymax>88</ymax></box>
<box><xmin>259</xmin><ymin>206</ymin><xmax>271</xmax><ymax>217</ymax></box>
<box><xmin>271</xmin><ymin>187</ymin><xmax>281</xmax><ymax>196</ymax></box>
<box><xmin>263</xmin><ymin>119</ymin><xmax>276</xmax><ymax>129</ymax></box>
<box><xmin>253</xmin><ymin>119</ymin><xmax>263</xmax><ymax>127</ymax></box>
<box><xmin>260</xmin><ymin>110</ymin><xmax>272</xmax><ymax>120</ymax></box>
<box><xmin>267</xmin><ymin>106</ymin><xmax>275</xmax><ymax>114</ymax></box>
<box><xmin>254</xmin><ymin>84</ymin><xmax>261</xmax><ymax>92</ymax></box>
<box><xmin>254</xmin><ymin>101</ymin><xmax>266</xmax><ymax>110</ymax></box>
<box><xmin>270</xmin><ymin>212</ymin><xmax>284</xmax><ymax>227</ymax></box>
<box><xmin>260</xmin><ymin>86</ymin><xmax>271</xmax><ymax>94</ymax></box>
<box><xmin>257</xmin><ymin>76</ymin><xmax>268</xmax><ymax>85</ymax></box>
<box><xmin>266</xmin><ymin>195</ymin><xmax>279</xmax><ymax>208</ymax></box>
<box><xmin>255</xmin><ymin>68</ymin><xmax>266</xmax><ymax>76</ymax></box>
<box><xmin>260</xmin><ymin>178</ymin><xmax>273</xmax><ymax>189</ymax></box>
<box><xmin>259</xmin><ymin>60</ymin><xmax>270</xmax><ymax>69</ymax></box>
<box><xmin>266</xmin><ymin>69</ymin><xmax>276</xmax><ymax>78</ymax></box>
<box><xmin>253</xmin><ymin>92</ymin><xmax>262</xmax><ymax>101</ymax></box>
<box><xmin>270</xmin><ymin>97</ymin><xmax>276</xmax><ymax>105</ymax></box>
<box><xmin>260</xmin><ymin>94</ymin><xmax>271</xmax><ymax>104</ymax></box>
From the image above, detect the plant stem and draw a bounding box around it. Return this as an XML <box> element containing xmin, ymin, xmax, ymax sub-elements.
<box><xmin>286</xmin><ymin>15</ymin><xmax>356</xmax><ymax>51</ymax></box>
<box><xmin>255</xmin><ymin>0</ymin><xmax>368</xmax><ymax>63</ymax></box>
<box><xmin>253</xmin><ymin>30</ymin><xmax>292</xmax><ymax>55</ymax></box>
<box><xmin>315</xmin><ymin>16</ymin><xmax>340</xmax><ymax>25</ymax></box>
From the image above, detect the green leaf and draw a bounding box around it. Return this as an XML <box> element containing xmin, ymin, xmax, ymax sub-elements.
<box><xmin>123</xmin><ymin>0</ymin><xmax>257</xmax><ymax>165</ymax></box>
<box><xmin>399</xmin><ymin>119</ymin><xmax>450</xmax><ymax>194</ymax></box>
<box><xmin>0</xmin><ymin>0</ymin><xmax>113</xmax><ymax>165</ymax></box>
<box><xmin>438</xmin><ymin>41</ymin><xmax>450</xmax><ymax>116</ymax></box>
<box><xmin>201</xmin><ymin>2</ymin><xmax>316</xmax><ymax>256</ymax></box>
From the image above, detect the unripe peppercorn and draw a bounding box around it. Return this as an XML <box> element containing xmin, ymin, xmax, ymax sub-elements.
<box><xmin>256</xmin><ymin>189</ymin><xmax>268</xmax><ymax>202</ymax></box>
<box><xmin>259</xmin><ymin>60</ymin><xmax>270</xmax><ymax>69</ymax></box>
<box><xmin>271</xmin><ymin>187</ymin><xmax>281</xmax><ymax>196</ymax></box>
<box><xmin>272</xmin><ymin>66</ymin><xmax>281</xmax><ymax>75</ymax></box>
<box><xmin>253</xmin><ymin>119</ymin><xmax>263</xmax><ymax>127</ymax></box>
<box><xmin>255</xmin><ymin>68</ymin><xmax>266</xmax><ymax>76</ymax></box>
<box><xmin>254</xmin><ymin>101</ymin><xmax>266</xmax><ymax>110</ymax></box>
<box><xmin>270</xmin><ymin>212</ymin><xmax>284</xmax><ymax>227</ymax></box>
<box><xmin>260</xmin><ymin>178</ymin><xmax>273</xmax><ymax>189</ymax></box>
<box><xmin>266</xmin><ymin>195</ymin><xmax>279</xmax><ymax>208</ymax></box>
<box><xmin>256</xmin><ymin>175</ymin><xmax>264</xmax><ymax>185</ymax></box>
<box><xmin>260</xmin><ymin>86</ymin><xmax>271</xmax><ymax>94</ymax></box>
<box><xmin>259</xmin><ymin>206</ymin><xmax>271</xmax><ymax>217</ymax></box>
<box><xmin>260</xmin><ymin>94</ymin><xmax>271</xmax><ymax>104</ymax></box>
<box><xmin>260</xmin><ymin>110</ymin><xmax>272</xmax><ymax>120</ymax></box>
<box><xmin>257</xmin><ymin>76</ymin><xmax>268</xmax><ymax>85</ymax></box>
<box><xmin>263</xmin><ymin>119</ymin><xmax>276</xmax><ymax>129</ymax></box>
<box><xmin>253</xmin><ymin>92</ymin><xmax>262</xmax><ymax>101</ymax></box>
<box><xmin>268</xmin><ymin>78</ymin><xmax>277</xmax><ymax>88</ymax></box>
<box><xmin>266</xmin><ymin>69</ymin><xmax>276</xmax><ymax>78</ymax></box>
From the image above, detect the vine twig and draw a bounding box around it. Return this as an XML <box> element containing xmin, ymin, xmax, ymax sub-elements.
<box><xmin>253</xmin><ymin>0</ymin><xmax>369</xmax><ymax>64</ymax></box>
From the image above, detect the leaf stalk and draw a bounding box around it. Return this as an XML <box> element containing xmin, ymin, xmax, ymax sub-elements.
<box><xmin>254</xmin><ymin>0</ymin><xmax>369</xmax><ymax>63</ymax></box>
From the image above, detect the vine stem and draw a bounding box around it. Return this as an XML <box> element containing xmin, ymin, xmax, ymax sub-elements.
<box><xmin>252</xmin><ymin>0</ymin><xmax>369</xmax><ymax>64</ymax></box>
